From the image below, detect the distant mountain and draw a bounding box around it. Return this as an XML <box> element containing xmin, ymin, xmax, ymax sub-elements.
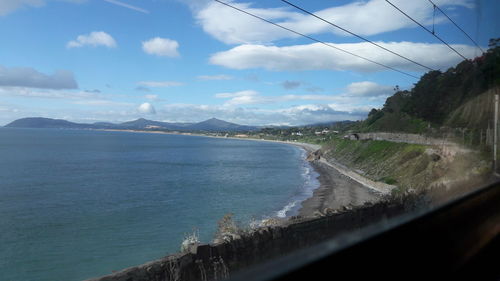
<box><xmin>91</xmin><ymin>122</ymin><xmax>117</xmax><ymax>129</ymax></box>
<box><xmin>5</xmin><ymin>117</ymin><xmax>258</xmax><ymax>132</ymax></box>
<box><xmin>117</xmin><ymin>118</ymin><xmax>185</xmax><ymax>130</ymax></box>
<box><xmin>187</xmin><ymin>118</ymin><xmax>257</xmax><ymax>131</ymax></box>
<box><xmin>4</xmin><ymin>117</ymin><xmax>88</xmax><ymax>129</ymax></box>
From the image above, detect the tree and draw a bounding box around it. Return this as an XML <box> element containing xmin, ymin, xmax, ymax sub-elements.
<box><xmin>488</xmin><ymin>38</ymin><xmax>500</xmax><ymax>49</ymax></box>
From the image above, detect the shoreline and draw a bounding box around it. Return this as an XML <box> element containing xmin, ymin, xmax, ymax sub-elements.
<box><xmin>298</xmin><ymin>160</ymin><xmax>382</xmax><ymax>217</ymax></box>
<box><xmin>95</xmin><ymin>128</ymin><xmax>321</xmax><ymax>152</ymax></box>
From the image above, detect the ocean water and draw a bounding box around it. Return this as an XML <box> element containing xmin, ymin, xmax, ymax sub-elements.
<box><xmin>0</xmin><ymin>128</ymin><xmax>318</xmax><ymax>281</ymax></box>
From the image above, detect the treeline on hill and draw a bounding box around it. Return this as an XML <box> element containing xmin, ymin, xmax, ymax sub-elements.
<box><xmin>355</xmin><ymin>38</ymin><xmax>500</xmax><ymax>133</ymax></box>
<box><xmin>248</xmin><ymin>120</ymin><xmax>354</xmax><ymax>142</ymax></box>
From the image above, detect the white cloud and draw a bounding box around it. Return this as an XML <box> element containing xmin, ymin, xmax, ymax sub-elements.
<box><xmin>67</xmin><ymin>31</ymin><xmax>117</xmax><ymax>48</ymax></box>
<box><xmin>72</xmin><ymin>100</ymin><xmax>132</xmax><ymax>106</ymax></box>
<box><xmin>0</xmin><ymin>65</ymin><xmax>78</xmax><ymax>89</ymax></box>
<box><xmin>282</xmin><ymin>80</ymin><xmax>301</xmax><ymax>90</ymax></box>
<box><xmin>0</xmin><ymin>0</ymin><xmax>43</xmax><ymax>16</ymax></box>
<box><xmin>145</xmin><ymin>94</ymin><xmax>158</xmax><ymax>100</ymax></box>
<box><xmin>194</xmin><ymin>0</ymin><xmax>473</xmax><ymax>44</ymax></box>
<box><xmin>215</xmin><ymin>90</ymin><xmax>263</xmax><ymax>105</ymax></box>
<box><xmin>142</xmin><ymin>37</ymin><xmax>180</xmax><ymax>57</ymax></box>
<box><xmin>0</xmin><ymin>86</ymin><xmax>132</xmax><ymax>107</ymax></box>
<box><xmin>138</xmin><ymin>102</ymin><xmax>156</xmax><ymax>114</ymax></box>
<box><xmin>137</xmin><ymin>81</ymin><xmax>183</xmax><ymax>87</ymax></box>
<box><xmin>210</xmin><ymin>41</ymin><xmax>478</xmax><ymax>72</ymax></box>
<box><xmin>155</xmin><ymin>103</ymin><xmax>367</xmax><ymax>126</ymax></box>
<box><xmin>344</xmin><ymin>81</ymin><xmax>393</xmax><ymax>97</ymax></box>
<box><xmin>144</xmin><ymin>94</ymin><xmax>165</xmax><ymax>102</ymax></box>
<box><xmin>214</xmin><ymin>81</ymin><xmax>392</xmax><ymax>106</ymax></box>
<box><xmin>197</xmin><ymin>74</ymin><xmax>234</xmax><ymax>81</ymax></box>
<box><xmin>215</xmin><ymin>90</ymin><xmax>259</xmax><ymax>99</ymax></box>
<box><xmin>103</xmin><ymin>0</ymin><xmax>149</xmax><ymax>14</ymax></box>
<box><xmin>0</xmin><ymin>88</ymin><xmax>94</xmax><ymax>99</ymax></box>
<box><xmin>217</xmin><ymin>92</ymin><xmax>333</xmax><ymax>106</ymax></box>
<box><xmin>135</xmin><ymin>86</ymin><xmax>150</xmax><ymax>92</ymax></box>
<box><xmin>0</xmin><ymin>0</ymin><xmax>86</xmax><ymax>16</ymax></box>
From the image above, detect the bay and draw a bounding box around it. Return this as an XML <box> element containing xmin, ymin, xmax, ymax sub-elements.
<box><xmin>0</xmin><ymin>128</ymin><xmax>317</xmax><ymax>281</ymax></box>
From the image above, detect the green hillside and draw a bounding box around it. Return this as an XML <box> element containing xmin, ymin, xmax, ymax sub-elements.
<box><xmin>360</xmin><ymin>39</ymin><xmax>500</xmax><ymax>133</ymax></box>
<box><xmin>446</xmin><ymin>88</ymin><xmax>498</xmax><ymax>129</ymax></box>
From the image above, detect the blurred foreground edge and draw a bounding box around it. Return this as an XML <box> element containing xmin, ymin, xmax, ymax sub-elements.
<box><xmin>229</xmin><ymin>181</ymin><xmax>500</xmax><ymax>281</ymax></box>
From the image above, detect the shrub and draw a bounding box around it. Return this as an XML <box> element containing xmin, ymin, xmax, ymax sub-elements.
<box><xmin>214</xmin><ymin>213</ymin><xmax>241</xmax><ymax>243</ymax></box>
<box><xmin>180</xmin><ymin>230</ymin><xmax>200</xmax><ymax>253</ymax></box>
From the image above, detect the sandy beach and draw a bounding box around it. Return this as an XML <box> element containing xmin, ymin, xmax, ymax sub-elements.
<box><xmin>281</xmin><ymin>140</ymin><xmax>385</xmax><ymax>217</ymax></box>
<box><xmin>298</xmin><ymin>160</ymin><xmax>381</xmax><ymax>217</ymax></box>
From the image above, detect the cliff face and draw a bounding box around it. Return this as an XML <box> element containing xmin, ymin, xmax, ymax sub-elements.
<box><xmin>87</xmin><ymin>197</ymin><xmax>420</xmax><ymax>281</ymax></box>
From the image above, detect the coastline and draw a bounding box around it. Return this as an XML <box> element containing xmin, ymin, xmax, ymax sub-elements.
<box><xmin>96</xmin><ymin>128</ymin><xmax>385</xmax><ymax>218</ymax></box>
<box><xmin>298</xmin><ymin>160</ymin><xmax>381</xmax><ymax>217</ymax></box>
<box><xmin>95</xmin><ymin>128</ymin><xmax>321</xmax><ymax>152</ymax></box>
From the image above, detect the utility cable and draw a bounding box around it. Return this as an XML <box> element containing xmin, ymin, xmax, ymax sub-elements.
<box><xmin>426</xmin><ymin>0</ymin><xmax>484</xmax><ymax>53</ymax></box>
<box><xmin>214</xmin><ymin>0</ymin><xmax>420</xmax><ymax>79</ymax></box>
<box><xmin>281</xmin><ymin>0</ymin><xmax>435</xmax><ymax>71</ymax></box>
<box><xmin>385</xmin><ymin>0</ymin><xmax>468</xmax><ymax>60</ymax></box>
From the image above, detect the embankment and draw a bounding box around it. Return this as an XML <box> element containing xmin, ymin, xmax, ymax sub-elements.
<box><xmin>87</xmin><ymin>196</ymin><xmax>422</xmax><ymax>281</ymax></box>
<box><xmin>321</xmin><ymin>138</ymin><xmax>490</xmax><ymax>193</ymax></box>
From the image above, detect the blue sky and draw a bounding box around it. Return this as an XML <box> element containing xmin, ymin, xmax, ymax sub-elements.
<box><xmin>0</xmin><ymin>0</ymin><xmax>498</xmax><ymax>126</ymax></box>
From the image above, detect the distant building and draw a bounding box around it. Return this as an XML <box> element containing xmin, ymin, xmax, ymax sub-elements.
<box><xmin>145</xmin><ymin>125</ymin><xmax>162</xmax><ymax>129</ymax></box>
<box><xmin>292</xmin><ymin>132</ymin><xmax>303</xmax><ymax>136</ymax></box>
<box><xmin>235</xmin><ymin>134</ymin><xmax>248</xmax><ymax>138</ymax></box>
<box><xmin>315</xmin><ymin>129</ymin><xmax>330</xmax><ymax>135</ymax></box>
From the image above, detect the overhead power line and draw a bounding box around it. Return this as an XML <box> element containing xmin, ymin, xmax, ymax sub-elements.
<box><xmin>426</xmin><ymin>0</ymin><xmax>484</xmax><ymax>53</ymax></box>
<box><xmin>214</xmin><ymin>0</ymin><xmax>419</xmax><ymax>79</ymax></box>
<box><xmin>281</xmin><ymin>0</ymin><xmax>435</xmax><ymax>72</ymax></box>
<box><xmin>385</xmin><ymin>0</ymin><xmax>468</xmax><ymax>61</ymax></box>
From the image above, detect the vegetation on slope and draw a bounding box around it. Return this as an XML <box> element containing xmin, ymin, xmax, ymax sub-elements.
<box><xmin>321</xmin><ymin>137</ymin><xmax>490</xmax><ymax>193</ymax></box>
<box><xmin>356</xmin><ymin>39</ymin><xmax>500</xmax><ymax>133</ymax></box>
<box><xmin>445</xmin><ymin>87</ymin><xmax>498</xmax><ymax>130</ymax></box>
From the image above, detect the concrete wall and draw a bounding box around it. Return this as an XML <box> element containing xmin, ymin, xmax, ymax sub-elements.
<box><xmin>87</xmin><ymin>198</ymin><xmax>419</xmax><ymax>281</ymax></box>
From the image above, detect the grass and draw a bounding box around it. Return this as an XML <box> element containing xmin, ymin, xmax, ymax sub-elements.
<box><xmin>323</xmin><ymin>137</ymin><xmax>429</xmax><ymax>190</ymax></box>
<box><xmin>379</xmin><ymin>176</ymin><xmax>398</xmax><ymax>185</ymax></box>
<box><xmin>325</xmin><ymin>138</ymin><xmax>425</xmax><ymax>164</ymax></box>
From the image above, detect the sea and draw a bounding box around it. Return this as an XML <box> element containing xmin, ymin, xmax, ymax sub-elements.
<box><xmin>0</xmin><ymin>128</ymin><xmax>319</xmax><ymax>281</ymax></box>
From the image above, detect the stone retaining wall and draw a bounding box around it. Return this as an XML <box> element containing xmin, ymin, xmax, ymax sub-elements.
<box><xmin>356</xmin><ymin>132</ymin><xmax>454</xmax><ymax>146</ymax></box>
<box><xmin>88</xmin><ymin>198</ymin><xmax>418</xmax><ymax>281</ymax></box>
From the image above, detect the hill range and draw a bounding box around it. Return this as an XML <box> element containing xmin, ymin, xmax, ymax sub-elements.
<box><xmin>4</xmin><ymin>117</ymin><xmax>258</xmax><ymax>132</ymax></box>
